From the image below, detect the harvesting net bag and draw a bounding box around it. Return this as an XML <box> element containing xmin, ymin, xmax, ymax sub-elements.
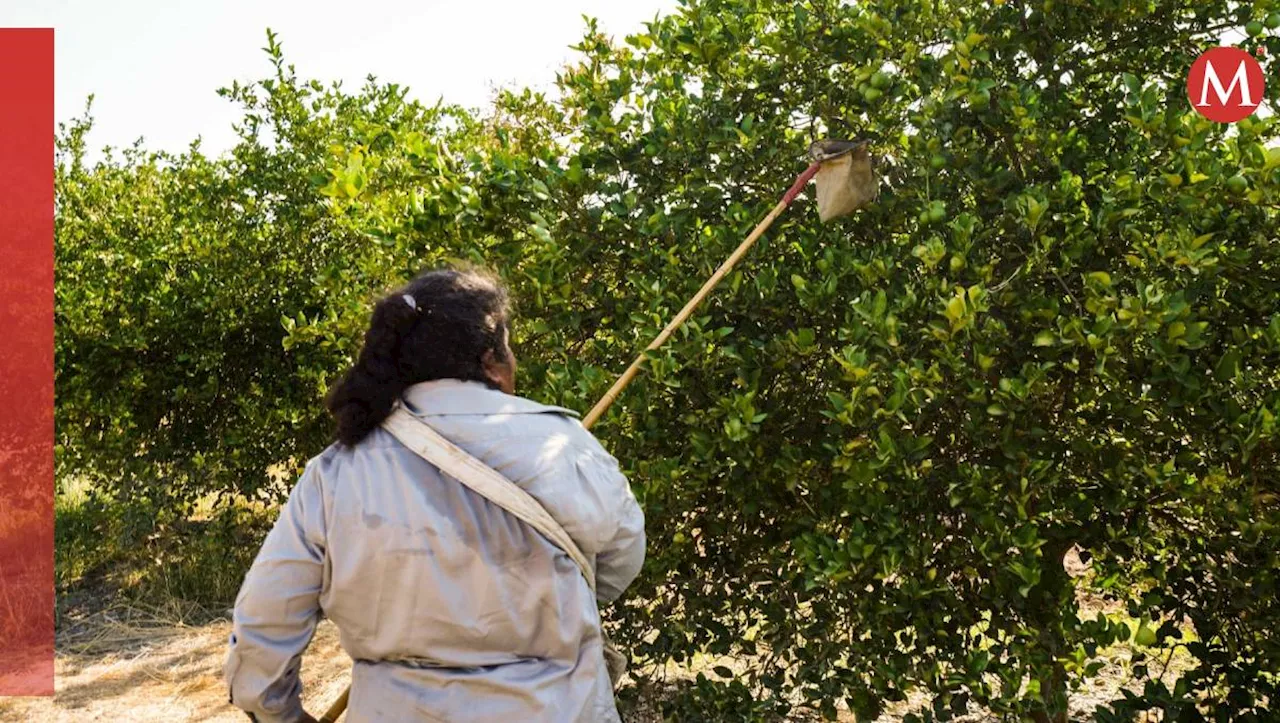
<box><xmin>810</xmin><ymin>140</ymin><xmax>879</xmax><ymax>222</ymax></box>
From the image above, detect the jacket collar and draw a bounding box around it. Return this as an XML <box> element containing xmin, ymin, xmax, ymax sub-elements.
<box><xmin>401</xmin><ymin>379</ymin><xmax>581</xmax><ymax>419</ymax></box>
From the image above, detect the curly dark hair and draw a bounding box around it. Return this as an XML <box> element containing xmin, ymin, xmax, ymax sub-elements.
<box><xmin>324</xmin><ymin>266</ymin><xmax>511</xmax><ymax>446</ymax></box>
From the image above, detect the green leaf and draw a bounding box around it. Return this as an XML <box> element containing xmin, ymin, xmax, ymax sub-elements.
<box><xmin>1085</xmin><ymin>271</ymin><xmax>1111</xmax><ymax>287</ymax></box>
<box><xmin>1214</xmin><ymin>349</ymin><xmax>1241</xmax><ymax>382</ymax></box>
<box><xmin>528</xmin><ymin>224</ymin><xmax>553</xmax><ymax>243</ymax></box>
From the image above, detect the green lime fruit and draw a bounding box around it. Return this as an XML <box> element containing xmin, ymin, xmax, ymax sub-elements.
<box><xmin>1226</xmin><ymin>174</ymin><xmax>1249</xmax><ymax>194</ymax></box>
<box><xmin>1246</xmin><ymin>20</ymin><xmax>1264</xmax><ymax>37</ymax></box>
<box><xmin>930</xmin><ymin>154</ymin><xmax>946</xmax><ymax>170</ymax></box>
<box><xmin>870</xmin><ymin>71</ymin><xmax>892</xmax><ymax>89</ymax></box>
<box><xmin>1267</xmin><ymin>12</ymin><xmax>1280</xmax><ymax>29</ymax></box>
<box><xmin>1134</xmin><ymin>623</ymin><xmax>1158</xmax><ymax>648</ymax></box>
<box><xmin>928</xmin><ymin>206</ymin><xmax>946</xmax><ymax>223</ymax></box>
<box><xmin>862</xmin><ymin>87</ymin><xmax>883</xmax><ymax>102</ymax></box>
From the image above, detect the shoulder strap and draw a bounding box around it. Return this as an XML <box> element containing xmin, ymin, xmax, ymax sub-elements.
<box><xmin>381</xmin><ymin>405</ymin><xmax>597</xmax><ymax>594</ymax></box>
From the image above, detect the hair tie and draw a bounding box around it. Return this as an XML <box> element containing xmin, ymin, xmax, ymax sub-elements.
<box><xmin>402</xmin><ymin>294</ymin><xmax>418</xmax><ymax>311</ymax></box>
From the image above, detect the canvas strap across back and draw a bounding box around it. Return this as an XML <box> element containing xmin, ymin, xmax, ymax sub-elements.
<box><xmin>380</xmin><ymin>404</ymin><xmax>597</xmax><ymax>594</ymax></box>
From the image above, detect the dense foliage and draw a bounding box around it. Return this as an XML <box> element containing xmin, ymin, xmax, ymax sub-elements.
<box><xmin>56</xmin><ymin>1</ymin><xmax>1280</xmax><ymax>720</ymax></box>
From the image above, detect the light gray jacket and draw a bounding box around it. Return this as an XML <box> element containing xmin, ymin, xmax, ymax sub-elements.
<box><xmin>225</xmin><ymin>380</ymin><xmax>646</xmax><ymax>722</ymax></box>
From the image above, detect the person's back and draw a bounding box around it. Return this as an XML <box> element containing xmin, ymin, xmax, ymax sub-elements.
<box><xmin>225</xmin><ymin>268</ymin><xmax>645</xmax><ymax>723</ymax></box>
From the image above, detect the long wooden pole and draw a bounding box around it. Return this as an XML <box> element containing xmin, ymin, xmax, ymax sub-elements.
<box><xmin>582</xmin><ymin>160</ymin><xmax>821</xmax><ymax>427</ymax></box>
<box><xmin>314</xmin><ymin>159</ymin><xmax>821</xmax><ymax>723</ymax></box>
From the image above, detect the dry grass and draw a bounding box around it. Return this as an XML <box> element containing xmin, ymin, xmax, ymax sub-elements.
<box><xmin>0</xmin><ymin>604</ymin><xmax>351</xmax><ymax>723</ymax></box>
<box><xmin>0</xmin><ymin>496</ymin><xmax>55</xmax><ymax>696</ymax></box>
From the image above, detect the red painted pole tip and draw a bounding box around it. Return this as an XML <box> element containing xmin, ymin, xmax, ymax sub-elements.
<box><xmin>782</xmin><ymin>161</ymin><xmax>823</xmax><ymax>207</ymax></box>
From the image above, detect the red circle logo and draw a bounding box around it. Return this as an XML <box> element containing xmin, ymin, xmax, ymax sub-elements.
<box><xmin>1187</xmin><ymin>47</ymin><xmax>1265</xmax><ymax>123</ymax></box>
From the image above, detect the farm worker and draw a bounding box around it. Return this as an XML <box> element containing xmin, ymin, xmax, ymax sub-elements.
<box><xmin>224</xmin><ymin>266</ymin><xmax>646</xmax><ymax>723</ymax></box>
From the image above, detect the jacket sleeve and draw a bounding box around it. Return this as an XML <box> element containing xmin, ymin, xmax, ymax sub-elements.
<box><xmin>575</xmin><ymin>447</ymin><xmax>646</xmax><ymax>605</ymax></box>
<box><xmin>225</xmin><ymin>460</ymin><xmax>328</xmax><ymax>723</ymax></box>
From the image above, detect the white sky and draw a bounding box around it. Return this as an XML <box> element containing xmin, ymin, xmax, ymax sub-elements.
<box><xmin>2</xmin><ymin>0</ymin><xmax>677</xmax><ymax>158</ymax></box>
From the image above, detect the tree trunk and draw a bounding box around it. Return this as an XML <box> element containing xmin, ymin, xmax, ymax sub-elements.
<box><xmin>1028</xmin><ymin>538</ymin><xmax>1073</xmax><ymax>723</ymax></box>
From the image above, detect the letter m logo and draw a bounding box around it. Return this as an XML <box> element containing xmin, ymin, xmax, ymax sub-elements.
<box><xmin>1197</xmin><ymin>59</ymin><xmax>1256</xmax><ymax>107</ymax></box>
<box><xmin>1187</xmin><ymin>47</ymin><xmax>1265</xmax><ymax>123</ymax></box>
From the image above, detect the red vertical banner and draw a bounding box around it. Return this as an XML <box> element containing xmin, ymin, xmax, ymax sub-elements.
<box><xmin>0</xmin><ymin>29</ymin><xmax>55</xmax><ymax>696</ymax></box>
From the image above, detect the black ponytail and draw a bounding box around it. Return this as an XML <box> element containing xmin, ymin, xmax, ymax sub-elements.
<box><xmin>324</xmin><ymin>266</ymin><xmax>511</xmax><ymax>446</ymax></box>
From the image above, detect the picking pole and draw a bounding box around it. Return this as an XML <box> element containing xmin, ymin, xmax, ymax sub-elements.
<box><xmin>581</xmin><ymin>160</ymin><xmax>821</xmax><ymax>428</ymax></box>
<box><xmin>312</xmin><ymin>159</ymin><xmax>822</xmax><ymax>723</ymax></box>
